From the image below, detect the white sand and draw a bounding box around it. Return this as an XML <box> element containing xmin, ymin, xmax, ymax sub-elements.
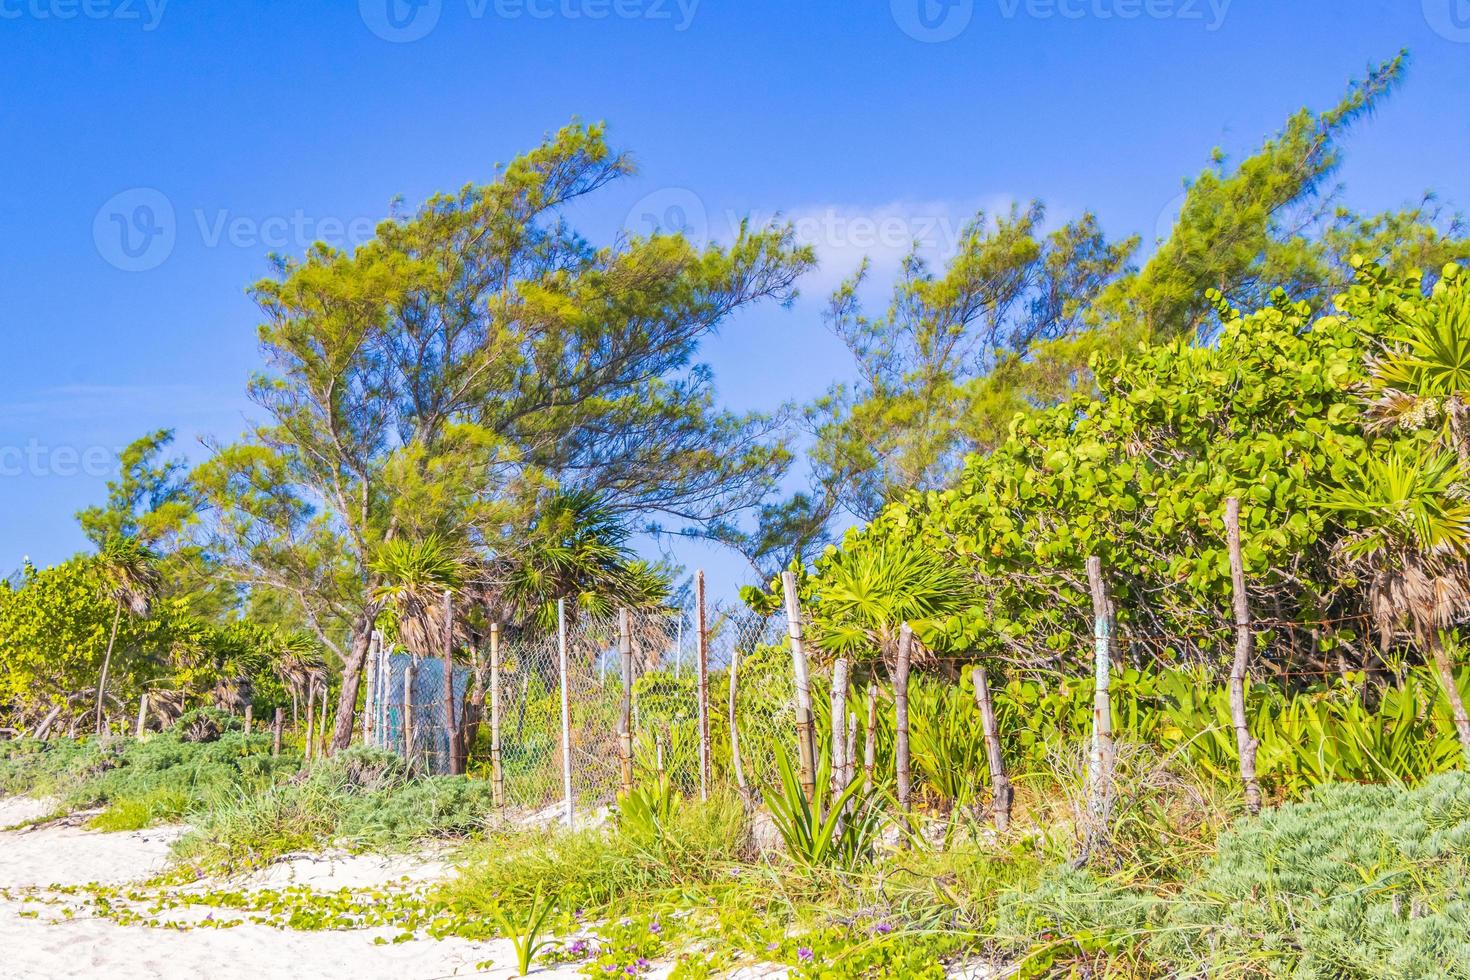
<box><xmin>0</xmin><ymin>796</ymin><xmax>640</xmax><ymax>979</ymax></box>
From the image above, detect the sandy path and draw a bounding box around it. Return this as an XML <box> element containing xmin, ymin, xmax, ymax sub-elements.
<box><xmin>0</xmin><ymin>796</ymin><xmax>642</xmax><ymax>979</ymax></box>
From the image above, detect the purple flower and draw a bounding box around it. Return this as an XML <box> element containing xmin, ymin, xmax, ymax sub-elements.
<box><xmin>874</xmin><ymin>921</ymin><xmax>892</xmax><ymax>935</ymax></box>
<box><xmin>765</xmin><ymin>941</ymin><xmax>779</xmax><ymax>952</ymax></box>
<box><xmin>636</xmin><ymin>959</ymin><xmax>651</xmax><ymax>970</ymax></box>
<box><xmin>649</xmin><ymin>920</ymin><xmax>661</xmax><ymax>934</ymax></box>
<box><xmin>797</xmin><ymin>947</ymin><xmax>813</xmax><ymax>962</ymax></box>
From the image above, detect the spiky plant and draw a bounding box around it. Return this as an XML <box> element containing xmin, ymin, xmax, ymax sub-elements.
<box><xmin>93</xmin><ymin>535</ymin><xmax>161</xmax><ymax>734</ymax></box>
<box><xmin>369</xmin><ymin>534</ymin><xmax>466</xmax><ymax>655</ymax></box>
<box><xmin>1361</xmin><ymin>263</ymin><xmax>1470</xmax><ymax>464</ymax></box>
<box><xmin>811</xmin><ymin>542</ymin><xmax>968</xmax><ymax>665</ymax></box>
<box><xmin>487</xmin><ymin>490</ymin><xmax>671</xmax><ymax>631</ymax></box>
<box><xmin>1321</xmin><ymin>446</ymin><xmax>1470</xmax><ymax>758</ymax></box>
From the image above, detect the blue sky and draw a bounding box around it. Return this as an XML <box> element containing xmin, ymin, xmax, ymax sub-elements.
<box><xmin>2</xmin><ymin>0</ymin><xmax>1467</xmax><ymax>600</ymax></box>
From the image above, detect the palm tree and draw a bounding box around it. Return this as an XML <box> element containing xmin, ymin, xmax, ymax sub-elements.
<box><xmin>811</xmin><ymin>543</ymin><xmax>969</xmax><ymax>820</ymax></box>
<box><xmin>94</xmin><ymin>535</ymin><xmax>160</xmax><ymax>735</ymax></box>
<box><xmin>485</xmin><ymin>489</ymin><xmax>671</xmax><ymax>632</ymax></box>
<box><xmin>1320</xmin><ymin>447</ymin><xmax>1470</xmax><ymax>759</ymax></box>
<box><xmin>370</xmin><ymin>535</ymin><xmax>467</xmax><ymax>655</ymax></box>
<box><xmin>1361</xmin><ymin>271</ymin><xmax>1470</xmax><ymax>466</ymax></box>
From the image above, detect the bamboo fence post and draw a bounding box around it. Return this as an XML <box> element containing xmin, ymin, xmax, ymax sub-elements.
<box><xmin>972</xmin><ymin>664</ymin><xmax>1012</xmax><ymax>832</ymax></box>
<box><xmin>305</xmin><ymin>685</ymin><xmax>316</xmax><ymax>762</ymax></box>
<box><xmin>403</xmin><ymin>661</ymin><xmax>416</xmax><ymax>773</ymax></box>
<box><xmin>845</xmin><ymin>711</ymin><xmax>858</xmax><ymax>788</ymax></box>
<box><xmin>134</xmin><ymin>692</ymin><xmax>148</xmax><ymax>739</ymax></box>
<box><xmin>780</xmin><ymin>570</ymin><xmax>818</xmax><ymax>803</ymax></box>
<box><xmin>319</xmin><ymin>695</ymin><xmax>330</xmax><ymax>758</ymax></box>
<box><xmin>864</xmin><ymin>679</ymin><xmax>878</xmax><ymax>783</ymax></box>
<box><xmin>617</xmin><ymin>605</ymin><xmax>635</xmax><ymax>799</ymax></box>
<box><xmin>829</xmin><ymin>657</ymin><xmax>850</xmax><ymax>802</ymax></box>
<box><xmin>442</xmin><ymin>591</ymin><xmax>461</xmax><ymax>775</ymax></box>
<box><xmin>1225</xmin><ymin>497</ymin><xmax>1263</xmax><ymax>814</ymax></box>
<box><xmin>272</xmin><ymin>707</ymin><xmax>283</xmax><ymax>757</ymax></box>
<box><xmin>894</xmin><ymin>624</ymin><xmax>914</xmax><ymax>822</ymax></box>
<box><xmin>557</xmin><ymin>598</ymin><xmax>575</xmax><ymax>828</ymax></box>
<box><xmin>489</xmin><ymin>622</ymin><xmax>504</xmax><ymax>807</ymax></box>
<box><xmin>243</xmin><ymin>703</ymin><xmax>253</xmax><ymax>733</ymax></box>
<box><xmin>618</xmin><ymin>608</ymin><xmax>635</xmax><ymax>797</ymax></box>
<box><xmin>1084</xmin><ymin>556</ymin><xmax>1116</xmax><ymax>853</ymax></box>
<box><xmin>696</xmin><ymin>571</ymin><xmax>710</xmax><ymax>801</ymax></box>
<box><xmin>363</xmin><ymin>631</ymin><xmax>378</xmax><ymax>746</ymax></box>
<box><xmin>728</xmin><ymin>640</ymin><xmax>747</xmax><ymax>792</ymax></box>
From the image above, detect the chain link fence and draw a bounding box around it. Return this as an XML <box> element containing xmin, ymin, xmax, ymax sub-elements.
<box><xmin>361</xmin><ymin>600</ymin><xmax>798</xmax><ymax>814</ymax></box>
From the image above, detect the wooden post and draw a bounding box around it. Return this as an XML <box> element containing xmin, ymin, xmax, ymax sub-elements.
<box><xmin>557</xmin><ymin>598</ymin><xmax>575</xmax><ymax>828</ymax></box>
<box><xmin>363</xmin><ymin>632</ymin><xmax>378</xmax><ymax>746</ymax></box>
<box><xmin>780</xmin><ymin>571</ymin><xmax>818</xmax><ymax>804</ymax></box>
<box><xmin>972</xmin><ymin>664</ymin><xmax>1012</xmax><ymax>832</ymax></box>
<box><xmin>863</xmin><ymin>679</ymin><xmax>878</xmax><ymax>783</ymax></box>
<box><xmin>272</xmin><ymin>707</ymin><xmax>283</xmax><ymax>757</ymax></box>
<box><xmin>134</xmin><ymin>692</ymin><xmax>148</xmax><ymax>739</ymax></box>
<box><xmin>1225</xmin><ymin>497</ymin><xmax>1263</xmax><ymax>814</ymax></box>
<box><xmin>845</xmin><ymin>710</ymin><xmax>858</xmax><ymax>788</ymax></box>
<box><xmin>319</xmin><ymin>694</ymin><xmax>330</xmax><ymax>759</ymax></box>
<box><xmin>728</xmin><ymin>640</ymin><xmax>747</xmax><ymax>792</ymax></box>
<box><xmin>490</xmin><ymin>623</ymin><xmax>504</xmax><ymax>807</ymax></box>
<box><xmin>1084</xmin><ymin>556</ymin><xmax>1115</xmax><ymax>853</ymax></box>
<box><xmin>243</xmin><ymin>703</ymin><xmax>253</xmax><ymax>734</ymax></box>
<box><xmin>695</xmin><ymin>571</ymin><xmax>710</xmax><ymax>801</ymax></box>
<box><xmin>618</xmin><ymin>608</ymin><xmax>635</xmax><ymax>797</ymax></box>
<box><xmin>403</xmin><ymin>661</ymin><xmax>416</xmax><ymax>772</ymax></box>
<box><xmin>305</xmin><ymin>684</ymin><xmax>316</xmax><ymax>762</ymax></box>
<box><xmin>894</xmin><ymin>624</ymin><xmax>914</xmax><ymax>820</ymax></box>
<box><xmin>442</xmin><ymin>591</ymin><xmax>461</xmax><ymax>775</ymax></box>
<box><xmin>829</xmin><ymin>657</ymin><xmax>850</xmax><ymax>802</ymax></box>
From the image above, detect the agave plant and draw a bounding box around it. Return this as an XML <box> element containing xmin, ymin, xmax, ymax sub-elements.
<box><xmin>764</xmin><ymin>746</ymin><xmax>883</xmax><ymax>872</ymax></box>
<box><xmin>1320</xmin><ymin>446</ymin><xmax>1470</xmax><ymax>759</ymax></box>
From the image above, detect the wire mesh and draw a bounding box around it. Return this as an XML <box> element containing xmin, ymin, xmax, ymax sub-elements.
<box><xmin>360</xmin><ymin>600</ymin><xmax>803</xmax><ymax>814</ymax></box>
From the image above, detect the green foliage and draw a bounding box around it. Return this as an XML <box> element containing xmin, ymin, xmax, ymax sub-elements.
<box><xmin>1158</xmin><ymin>773</ymin><xmax>1470</xmax><ymax>977</ymax></box>
<box><xmin>615</xmin><ymin>775</ymin><xmax>682</xmax><ymax>843</ymax></box>
<box><xmin>764</xmin><ymin>749</ymin><xmax>882</xmax><ymax>872</ymax></box>
<box><xmin>491</xmin><ymin>887</ymin><xmax>559</xmax><ymax>976</ymax></box>
<box><xmin>446</xmin><ymin>791</ymin><xmax>747</xmax><ymax>917</ymax></box>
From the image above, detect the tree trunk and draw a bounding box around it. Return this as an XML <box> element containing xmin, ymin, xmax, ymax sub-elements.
<box><xmin>1224</xmin><ymin>497</ymin><xmax>1263</xmax><ymax>814</ymax></box>
<box><xmin>894</xmin><ymin>624</ymin><xmax>913</xmax><ymax>821</ymax></box>
<box><xmin>972</xmin><ymin>664</ymin><xmax>1012</xmax><ymax>832</ymax></box>
<box><xmin>1429</xmin><ymin>629</ymin><xmax>1470</xmax><ymax>761</ymax></box>
<box><xmin>95</xmin><ymin>605</ymin><xmax>122</xmax><ymax>736</ymax></box>
<box><xmin>1448</xmin><ymin>394</ymin><xmax>1470</xmax><ymax>471</ymax></box>
<box><xmin>329</xmin><ymin>614</ymin><xmax>376</xmax><ymax>752</ymax></box>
